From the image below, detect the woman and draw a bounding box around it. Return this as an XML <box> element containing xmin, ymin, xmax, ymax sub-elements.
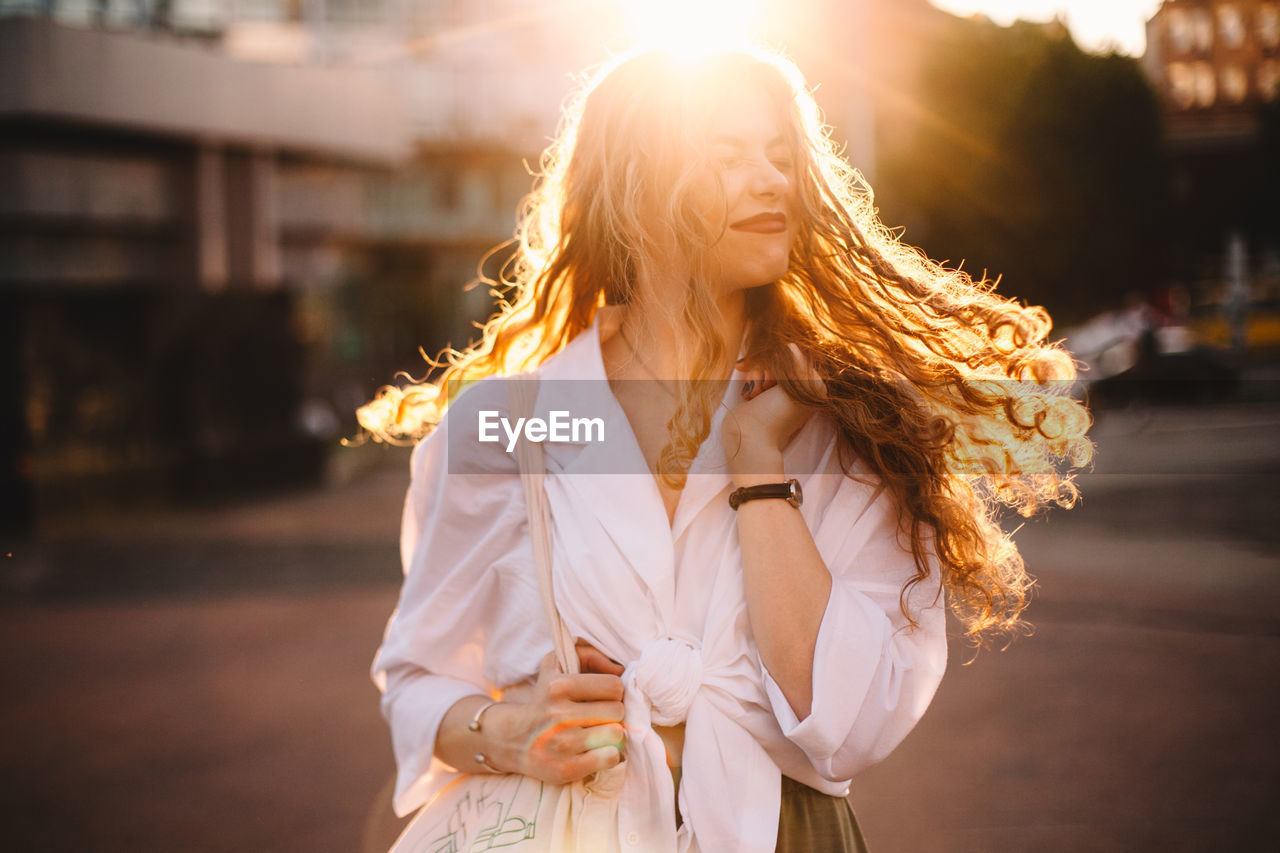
<box><xmin>364</xmin><ymin>48</ymin><xmax>1091</xmax><ymax>851</ymax></box>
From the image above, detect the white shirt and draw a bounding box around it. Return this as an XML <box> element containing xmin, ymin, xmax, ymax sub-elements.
<box><xmin>370</xmin><ymin>306</ymin><xmax>948</xmax><ymax>852</ymax></box>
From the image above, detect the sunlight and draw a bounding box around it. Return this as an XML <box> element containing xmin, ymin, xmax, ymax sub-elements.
<box><xmin>616</xmin><ymin>0</ymin><xmax>766</xmax><ymax>56</ymax></box>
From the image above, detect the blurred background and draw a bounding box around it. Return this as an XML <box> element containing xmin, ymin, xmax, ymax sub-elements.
<box><xmin>0</xmin><ymin>1</ymin><xmax>1276</xmax><ymax>850</ymax></box>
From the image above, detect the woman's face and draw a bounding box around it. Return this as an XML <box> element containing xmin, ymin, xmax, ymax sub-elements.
<box><xmin>698</xmin><ymin>83</ymin><xmax>799</xmax><ymax>292</ymax></box>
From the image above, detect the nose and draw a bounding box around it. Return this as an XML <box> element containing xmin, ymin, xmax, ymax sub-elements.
<box><xmin>749</xmin><ymin>157</ymin><xmax>790</xmax><ymax>198</ymax></box>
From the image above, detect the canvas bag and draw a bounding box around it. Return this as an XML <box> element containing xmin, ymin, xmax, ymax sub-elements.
<box><xmin>387</xmin><ymin>374</ymin><xmax>627</xmax><ymax>853</ymax></box>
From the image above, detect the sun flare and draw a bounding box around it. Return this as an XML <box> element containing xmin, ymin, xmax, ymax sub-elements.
<box><xmin>616</xmin><ymin>0</ymin><xmax>766</xmax><ymax>56</ymax></box>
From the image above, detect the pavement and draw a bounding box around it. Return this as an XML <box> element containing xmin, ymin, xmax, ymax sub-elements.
<box><xmin>1</xmin><ymin>403</ymin><xmax>1278</xmax><ymax>852</ymax></box>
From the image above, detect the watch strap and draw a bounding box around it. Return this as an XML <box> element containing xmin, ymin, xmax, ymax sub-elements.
<box><xmin>728</xmin><ymin>478</ymin><xmax>801</xmax><ymax>510</ymax></box>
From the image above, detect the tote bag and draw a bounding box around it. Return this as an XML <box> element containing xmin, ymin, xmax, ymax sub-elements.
<box><xmin>387</xmin><ymin>375</ymin><xmax>627</xmax><ymax>853</ymax></box>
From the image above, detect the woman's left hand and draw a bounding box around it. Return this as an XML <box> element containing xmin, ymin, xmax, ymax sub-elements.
<box><xmin>723</xmin><ymin>343</ymin><xmax>825</xmax><ymax>478</ymax></box>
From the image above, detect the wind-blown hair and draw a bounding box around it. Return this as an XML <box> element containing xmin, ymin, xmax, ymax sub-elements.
<box><xmin>358</xmin><ymin>47</ymin><xmax>1093</xmax><ymax>643</ymax></box>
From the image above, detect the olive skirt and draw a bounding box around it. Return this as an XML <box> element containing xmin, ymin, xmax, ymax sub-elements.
<box><xmin>774</xmin><ymin>774</ymin><xmax>870</xmax><ymax>853</ymax></box>
<box><xmin>671</xmin><ymin>769</ymin><xmax>870</xmax><ymax>852</ymax></box>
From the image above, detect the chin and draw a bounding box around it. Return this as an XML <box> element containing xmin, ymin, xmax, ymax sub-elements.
<box><xmin>711</xmin><ymin>250</ymin><xmax>793</xmax><ymax>291</ymax></box>
<box><xmin>754</xmin><ymin>259</ymin><xmax>791</xmax><ymax>286</ymax></box>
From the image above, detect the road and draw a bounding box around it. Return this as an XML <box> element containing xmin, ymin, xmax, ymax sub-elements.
<box><xmin>2</xmin><ymin>403</ymin><xmax>1277</xmax><ymax>852</ymax></box>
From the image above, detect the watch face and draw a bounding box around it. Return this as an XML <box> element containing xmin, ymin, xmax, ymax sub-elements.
<box><xmin>789</xmin><ymin>478</ymin><xmax>803</xmax><ymax>507</ymax></box>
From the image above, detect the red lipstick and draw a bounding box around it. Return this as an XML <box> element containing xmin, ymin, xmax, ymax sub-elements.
<box><xmin>729</xmin><ymin>212</ymin><xmax>787</xmax><ymax>234</ymax></box>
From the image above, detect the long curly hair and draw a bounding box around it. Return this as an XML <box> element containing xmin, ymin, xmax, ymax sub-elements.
<box><xmin>358</xmin><ymin>47</ymin><xmax>1093</xmax><ymax>643</ymax></box>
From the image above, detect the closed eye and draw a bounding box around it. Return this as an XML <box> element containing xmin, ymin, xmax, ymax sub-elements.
<box><xmin>718</xmin><ymin>156</ymin><xmax>793</xmax><ymax>171</ymax></box>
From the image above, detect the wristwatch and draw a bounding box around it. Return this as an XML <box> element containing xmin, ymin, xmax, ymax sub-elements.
<box><xmin>728</xmin><ymin>478</ymin><xmax>803</xmax><ymax>510</ymax></box>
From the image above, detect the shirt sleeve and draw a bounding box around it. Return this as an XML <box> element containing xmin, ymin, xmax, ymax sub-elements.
<box><xmin>369</xmin><ymin>377</ymin><xmax>550</xmax><ymax>818</ymax></box>
<box><xmin>758</xmin><ymin>468</ymin><xmax>949</xmax><ymax>784</ymax></box>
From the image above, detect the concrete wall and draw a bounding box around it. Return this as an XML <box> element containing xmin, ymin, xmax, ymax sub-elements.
<box><xmin>0</xmin><ymin>16</ymin><xmax>409</xmax><ymax>164</ymax></box>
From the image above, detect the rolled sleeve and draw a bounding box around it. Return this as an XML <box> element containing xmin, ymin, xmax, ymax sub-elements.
<box><xmin>760</xmin><ymin>578</ymin><xmax>946</xmax><ymax>781</ymax></box>
<box><xmin>369</xmin><ymin>376</ymin><xmax>546</xmax><ymax>818</ymax></box>
<box><xmin>760</xmin><ymin>470</ymin><xmax>948</xmax><ymax>782</ymax></box>
<box><xmin>379</xmin><ymin>667</ymin><xmax>486</xmax><ymax>817</ymax></box>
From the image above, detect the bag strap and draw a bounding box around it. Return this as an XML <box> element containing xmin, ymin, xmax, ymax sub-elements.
<box><xmin>507</xmin><ymin>375</ymin><xmax>579</xmax><ymax>676</ymax></box>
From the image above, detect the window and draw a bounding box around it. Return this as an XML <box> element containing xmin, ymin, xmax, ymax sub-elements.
<box><xmin>1221</xmin><ymin>65</ymin><xmax>1248</xmax><ymax>102</ymax></box>
<box><xmin>1168</xmin><ymin>9</ymin><xmax>1192</xmax><ymax>53</ymax></box>
<box><xmin>1218</xmin><ymin>4</ymin><xmax>1245</xmax><ymax>49</ymax></box>
<box><xmin>1260</xmin><ymin>60</ymin><xmax>1280</xmax><ymax>101</ymax></box>
<box><xmin>1193</xmin><ymin>8</ymin><xmax>1214</xmax><ymax>52</ymax></box>
<box><xmin>1260</xmin><ymin>4</ymin><xmax>1280</xmax><ymax>48</ymax></box>
<box><xmin>1194</xmin><ymin>61</ymin><xmax>1216</xmax><ymax>106</ymax></box>
<box><xmin>1168</xmin><ymin>61</ymin><xmax>1197</xmax><ymax>108</ymax></box>
<box><xmin>235</xmin><ymin>0</ymin><xmax>290</xmax><ymax>21</ymax></box>
<box><xmin>324</xmin><ymin>0</ymin><xmax>384</xmax><ymax>24</ymax></box>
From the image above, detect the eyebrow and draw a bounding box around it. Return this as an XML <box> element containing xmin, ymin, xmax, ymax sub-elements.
<box><xmin>711</xmin><ymin>134</ymin><xmax>790</xmax><ymax>149</ymax></box>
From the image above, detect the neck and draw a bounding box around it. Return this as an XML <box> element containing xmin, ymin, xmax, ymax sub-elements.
<box><xmin>618</xmin><ymin>287</ymin><xmax>746</xmax><ymax>382</ymax></box>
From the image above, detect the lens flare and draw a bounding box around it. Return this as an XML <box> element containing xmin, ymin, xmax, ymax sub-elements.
<box><xmin>617</xmin><ymin>0</ymin><xmax>766</xmax><ymax>56</ymax></box>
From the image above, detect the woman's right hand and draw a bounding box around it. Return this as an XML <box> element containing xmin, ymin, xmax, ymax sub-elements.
<box><xmin>487</xmin><ymin>650</ymin><xmax>627</xmax><ymax>784</ymax></box>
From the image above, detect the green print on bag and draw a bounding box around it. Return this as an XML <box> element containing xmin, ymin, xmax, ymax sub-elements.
<box><xmin>412</xmin><ymin>775</ymin><xmax>546</xmax><ymax>853</ymax></box>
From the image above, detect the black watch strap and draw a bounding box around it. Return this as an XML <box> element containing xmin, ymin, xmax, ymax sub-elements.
<box><xmin>728</xmin><ymin>478</ymin><xmax>802</xmax><ymax>510</ymax></box>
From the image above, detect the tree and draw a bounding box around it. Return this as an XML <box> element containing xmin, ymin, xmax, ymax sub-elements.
<box><xmin>874</xmin><ymin>17</ymin><xmax>1172</xmax><ymax>325</ymax></box>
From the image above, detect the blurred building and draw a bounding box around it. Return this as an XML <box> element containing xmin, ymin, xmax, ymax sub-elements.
<box><xmin>0</xmin><ymin>2</ymin><xmax>625</xmax><ymax>530</ymax></box>
<box><xmin>1144</xmin><ymin>0</ymin><xmax>1279</xmax><ymax>120</ymax></box>
<box><xmin>1</xmin><ymin>0</ymin><xmax>942</xmax><ymax>531</ymax></box>
<box><xmin>0</xmin><ymin>12</ymin><xmax>412</xmax><ymax>530</ymax></box>
<box><xmin>1143</xmin><ymin>0</ymin><xmax>1280</xmax><ymax>345</ymax></box>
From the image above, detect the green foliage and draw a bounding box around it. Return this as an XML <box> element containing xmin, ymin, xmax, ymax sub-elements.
<box><xmin>875</xmin><ymin>18</ymin><xmax>1172</xmax><ymax>326</ymax></box>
